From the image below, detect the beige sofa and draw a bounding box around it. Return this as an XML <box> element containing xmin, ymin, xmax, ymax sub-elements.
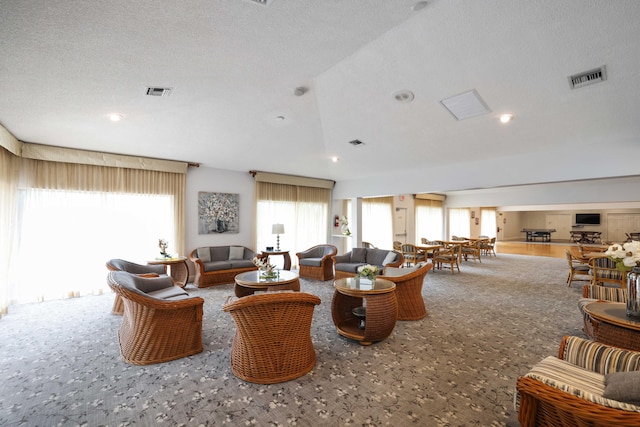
<box><xmin>189</xmin><ymin>245</ymin><xmax>258</xmax><ymax>287</ymax></box>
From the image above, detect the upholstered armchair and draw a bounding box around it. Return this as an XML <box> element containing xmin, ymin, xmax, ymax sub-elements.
<box><xmin>590</xmin><ymin>255</ymin><xmax>625</xmax><ymax>287</ymax></box>
<box><xmin>223</xmin><ymin>292</ymin><xmax>321</xmax><ymax>384</ymax></box>
<box><xmin>107</xmin><ymin>271</ymin><xmax>204</xmax><ymax>365</ymax></box>
<box><xmin>379</xmin><ymin>263</ymin><xmax>433</xmax><ymax>320</ymax></box>
<box><xmin>106</xmin><ymin>259</ymin><xmax>167</xmax><ymax>314</ymax></box>
<box><xmin>516</xmin><ymin>335</ymin><xmax>640</xmax><ymax>426</ymax></box>
<box><xmin>296</xmin><ymin>244</ymin><xmax>338</xmax><ymax>281</ymax></box>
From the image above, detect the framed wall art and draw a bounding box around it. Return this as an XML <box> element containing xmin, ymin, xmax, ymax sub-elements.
<box><xmin>198</xmin><ymin>192</ymin><xmax>239</xmax><ymax>234</ymax></box>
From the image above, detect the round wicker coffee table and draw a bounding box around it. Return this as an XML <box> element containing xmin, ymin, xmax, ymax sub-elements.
<box><xmin>583</xmin><ymin>301</ymin><xmax>640</xmax><ymax>351</ymax></box>
<box><xmin>332</xmin><ymin>277</ymin><xmax>397</xmax><ymax>346</ymax></box>
<box><xmin>234</xmin><ymin>270</ymin><xmax>300</xmax><ymax>297</ymax></box>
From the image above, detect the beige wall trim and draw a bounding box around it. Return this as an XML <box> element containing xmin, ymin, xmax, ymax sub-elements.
<box><xmin>0</xmin><ymin>124</ymin><xmax>22</xmax><ymax>156</ymax></box>
<box><xmin>21</xmin><ymin>143</ymin><xmax>188</xmax><ymax>174</ymax></box>
<box><xmin>415</xmin><ymin>193</ymin><xmax>446</xmax><ymax>201</ymax></box>
<box><xmin>251</xmin><ymin>171</ymin><xmax>335</xmax><ymax>189</ymax></box>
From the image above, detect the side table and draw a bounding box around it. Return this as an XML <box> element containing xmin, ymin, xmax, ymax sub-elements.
<box><xmin>332</xmin><ymin>277</ymin><xmax>397</xmax><ymax>346</ymax></box>
<box><xmin>262</xmin><ymin>250</ymin><xmax>292</xmax><ymax>270</ymax></box>
<box><xmin>583</xmin><ymin>301</ymin><xmax>640</xmax><ymax>351</ymax></box>
<box><xmin>147</xmin><ymin>256</ymin><xmax>189</xmax><ymax>288</ymax></box>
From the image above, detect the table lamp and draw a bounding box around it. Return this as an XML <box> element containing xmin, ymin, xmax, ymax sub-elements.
<box><xmin>272</xmin><ymin>223</ymin><xmax>284</xmax><ymax>251</ymax></box>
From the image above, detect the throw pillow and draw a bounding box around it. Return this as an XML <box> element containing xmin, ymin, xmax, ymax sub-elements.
<box><xmin>382</xmin><ymin>251</ymin><xmax>397</xmax><ymax>266</ymax></box>
<box><xmin>603</xmin><ymin>371</ymin><xmax>640</xmax><ymax>404</ymax></box>
<box><xmin>229</xmin><ymin>246</ymin><xmax>245</xmax><ymax>260</ymax></box>
<box><xmin>383</xmin><ymin>266</ymin><xmax>417</xmax><ymax>277</ymax></box>
<box><xmin>196</xmin><ymin>247</ymin><xmax>211</xmax><ymax>263</ymax></box>
<box><xmin>351</xmin><ymin>248</ymin><xmax>367</xmax><ymax>263</ymax></box>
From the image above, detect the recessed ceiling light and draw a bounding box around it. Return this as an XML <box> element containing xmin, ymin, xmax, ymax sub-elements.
<box><xmin>331</xmin><ymin>156</ymin><xmax>339</xmax><ymax>163</ymax></box>
<box><xmin>393</xmin><ymin>90</ymin><xmax>415</xmax><ymax>103</ymax></box>
<box><xmin>499</xmin><ymin>114</ymin><xmax>513</xmax><ymax>124</ymax></box>
<box><xmin>109</xmin><ymin>113</ymin><xmax>124</xmax><ymax>122</ymax></box>
<box><xmin>412</xmin><ymin>1</ymin><xmax>428</xmax><ymax>11</ymax></box>
<box><xmin>275</xmin><ymin>115</ymin><xmax>286</xmax><ymax>121</ymax></box>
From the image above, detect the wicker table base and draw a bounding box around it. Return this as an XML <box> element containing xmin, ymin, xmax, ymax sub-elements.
<box><xmin>583</xmin><ymin>301</ymin><xmax>640</xmax><ymax>351</ymax></box>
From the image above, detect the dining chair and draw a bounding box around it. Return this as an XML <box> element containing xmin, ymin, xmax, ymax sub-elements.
<box><xmin>433</xmin><ymin>244</ymin><xmax>461</xmax><ymax>274</ymax></box>
<box><xmin>462</xmin><ymin>240</ymin><xmax>482</xmax><ymax>263</ymax></box>
<box><xmin>564</xmin><ymin>249</ymin><xmax>590</xmax><ymax>287</ymax></box>
<box><xmin>401</xmin><ymin>244</ymin><xmax>425</xmax><ymax>267</ymax></box>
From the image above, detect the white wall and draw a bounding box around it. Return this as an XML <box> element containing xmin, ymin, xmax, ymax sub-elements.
<box><xmin>185</xmin><ymin>167</ymin><xmax>255</xmax><ymax>254</ymax></box>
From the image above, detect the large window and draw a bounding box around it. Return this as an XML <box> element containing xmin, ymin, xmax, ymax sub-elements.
<box><xmin>11</xmin><ymin>190</ymin><xmax>174</xmax><ymax>304</ymax></box>
<box><xmin>255</xmin><ymin>182</ymin><xmax>330</xmax><ymax>268</ymax></box>
<box><xmin>480</xmin><ymin>208</ymin><xmax>497</xmax><ymax>237</ymax></box>
<box><xmin>448</xmin><ymin>208</ymin><xmax>470</xmax><ymax>239</ymax></box>
<box><xmin>362</xmin><ymin>197</ymin><xmax>393</xmax><ymax>249</ymax></box>
<box><xmin>415</xmin><ymin>198</ymin><xmax>443</xmax><ymax>242</ymax></box>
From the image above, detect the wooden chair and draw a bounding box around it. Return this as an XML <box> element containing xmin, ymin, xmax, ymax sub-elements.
<box><xmin>564</xmin><ymin>249</ymin><xmax>590</xmax><ymax>287</ymax></box>
<box><xmin>296</xmin><ymin>244</ymin><xmax>337</xmax><ymax>281</ymax></box>
<box><xmin>393</xmin><ymin>241</ymin><xmax>403</xmax><ymax>251</ymax></box>
<box><xmin>106</xmin><ymin>259</ymin><xmax>167</xmax><ymax>315</ymax></box>
<box><xmin>589</xmin><ymin>255</ymin><xmax>625</xmax><ymax>288</ymax></box>
<box><xmin>362</xmin><ymin>241</ymin><xmax>376</xmax><ymax>249</ymax></box>
<box><xmin>401</xmin><ymin>244</ymin><xmax>425</xmax><ymax>267</ymax></box>
<box><xmin>223</xmin><ymin>292</ymin><xmax>321</xmax><ymax>384</ymax></box>
<box><xmin>480</xmin><ymin>237</ymin><xmax>497</xmax><ymax>257</ymax></box>
<box><xmin>462</xmin><ymin>240</ymin><xmax>482</xmax><ymax>263</ymax></box>
<box><xmin>379</xmin><ymin>263</ymin><xmax>433</xmax><ymax>320</ymax></box>
<box><xmin>433</xmin><ymin>245</ymin><xmax>461</xmax><ymax>274</ymax></box>
<box><xmin>107</xmin><ymin>271</ymin><xmax>204</xmax><ymax>365</ymax></box>
<box><xmin>517</xmin><ymin>335</ymin><xmax>640</xmax><ymax>427</ymax></box>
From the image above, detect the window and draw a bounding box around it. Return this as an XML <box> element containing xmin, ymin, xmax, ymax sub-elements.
<box><xmin>362</xmin><ymin>197</ymin><xmax>393</xmax><ymax>249</ymax></box>
<box><xmin>415</xmin><ymin>199</ymin><xmax>443</xmax><ymax>242</ymax></box>
<box><xmin>448</xmin><ymin>208</ymin><xmax>470</xmax><ymax>239</ymax></box>
<box><xmin>255</xmin><ymin>182</ymin><xmax>330</xmax><ymax>268</ymax></box>
<box><xmin>12</xmin><ymin>189</ymin><xmax>174</xmax><ymax>303</ymax></box>
<box><xmin>480</xmin><ymin>208</ymin><xmax>497</xmax><ymax>238</ymax></box>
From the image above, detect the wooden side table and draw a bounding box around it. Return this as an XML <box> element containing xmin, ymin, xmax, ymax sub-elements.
<box><xmin>332</xmin><ymin>277</ymin><xmax>397</xmax><ymax>346</ymax></box>
<box><xmin>261</xmin><ymin>250</ymin><xmax>292</xmax><ymax>270</ymax></box>
<box><xmin>147</xmin><ymin>256</ymin><xmax>189</xmax><ymax>288</ymax></box>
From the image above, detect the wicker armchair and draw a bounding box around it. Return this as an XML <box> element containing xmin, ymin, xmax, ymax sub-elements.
<box><xmin>433</xmin><ymin>245</ymin><xmax>462</xmax><ymax>274</ymax></box>
<box><xmin>223</xmin><ymin>292</ymin><xmax>321</xmax><ymax>384</ymax></box>
<box><xmin>296</xmin><ymin>244</ymin><xmax>338</xmax><ymax>281</ymax></box>
<box><xmin>517</xmin><ymin>335</ymin><xmax>640</xmax><ymax>426</ymax></box>
<box><xmin>106</xmin><ymin>259</ymin><xmax>167</xmax><ymax>315</ymax></box>
<box><xmin>107</xmin><ymin>271</ymin><xmax>204</xmax><ymax>365</ymax></box>
<box><xmin>379</xmin><ymin>263</ymin><xmax>433</xmax><ymax>320</ymax></box>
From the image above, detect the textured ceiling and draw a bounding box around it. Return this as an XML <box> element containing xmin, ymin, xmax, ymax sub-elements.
<box><xmin>1</xmin><ymin>0</ymin><xmax>640</xmax><ymax>195</ymax></box>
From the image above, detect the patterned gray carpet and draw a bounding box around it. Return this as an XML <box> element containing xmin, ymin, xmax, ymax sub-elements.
<box><xmin>0</xmin><ymin>254</ymin><xmax>587</xmax><ymax>426</ymax></box>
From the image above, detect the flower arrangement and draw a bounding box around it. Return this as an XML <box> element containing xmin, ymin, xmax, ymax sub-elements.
<box><xmin>357</xmin><ymin>264</ymin><xmax>380</xmax><ymax>280</ymax></box>
<box><xmin>605</xmin><ymin>241</ymin><xmax>640</xmax><ymax>271</ymax></box>
<box><xmin>339</xmin><ymin>215</ymin><xmax>351</xmax><ymax>236</ymax></box>
<box><xmin>158</xmin><ymin>238</ymin><xmax>171</xmax><ymax>259</ymax></box>
<box><xmin>252</xmin><ymin>256</ymin><xmax>277</xmax><ymax>278</ymax></box>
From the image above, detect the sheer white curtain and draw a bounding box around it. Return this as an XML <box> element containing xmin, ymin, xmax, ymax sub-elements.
<box><xmin>415</xmin><ymin>199</ymin><xmax>444</xmax><ymax>242</ymax></box>
<box><xmin>11</xmin><ymin>189</ymin><xmax>174</xmax><ymax>304</ymax></box>
<box><xmin>362</xmin><ymin>197</ymin><xmax>393</xmax><ymax>249</ymax></box>
<box><xmin>448</xmin><ymin>208</ymin><xmax>470</xmax><ymax>239</ymax></box>
<box><xmin>480</xmin><ymin>208</ymin><xmax>497</xmax><ymax>237</ymax></box>
<box><xmin>255</xmin><ymin>182</ymin><xmax>330</xmax><ymax>269</ymax></box>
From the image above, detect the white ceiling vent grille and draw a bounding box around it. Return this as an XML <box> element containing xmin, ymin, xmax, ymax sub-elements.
<box><xmin>440</xmin><ymin>89</ymin><xmax>491</xmax><ymax>121</ymax></box>
<box><xmin>146</xmin><ymin>87</ymin><xmax>172</xmax><ymax>97</ymax></box>
<box><xmin>568</xmin><ymin>66</ymin><xmax>607</xmax><ymax>89</ymax></box>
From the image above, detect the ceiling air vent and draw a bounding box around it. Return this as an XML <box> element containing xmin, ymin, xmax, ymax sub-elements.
<box><xmin>348</xmin><ymin>139</ymin><xmax>364</xmax><ymax>146</ymax></box>
<box><xmin>146</xmin><ymin>87</ymin><xmax>172</xmax><ymax>97</ymax></box>
<box><xmin>568</xmin><ymin>65</ymin><xmax>607</xmax><ymax>89</ymax></box>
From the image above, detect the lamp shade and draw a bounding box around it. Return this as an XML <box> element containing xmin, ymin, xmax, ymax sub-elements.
<box><xmin>272</xmin><ymin>223</ymin><xmax>285</xmax><ymax>234</ymax></box>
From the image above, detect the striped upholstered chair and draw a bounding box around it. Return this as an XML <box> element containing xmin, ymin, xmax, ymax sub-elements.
<box><xmin>589</xmin><ymin>255</ymin><xmax>625</xmax><ymax>288</ymax></box>
<box><xmin>516</xmin><ymin>335</ymin><xmax>640</xmax><ymax>426</ymax></box>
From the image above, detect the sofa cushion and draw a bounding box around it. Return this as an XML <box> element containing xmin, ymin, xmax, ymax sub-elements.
<box><xmin>229</xmin><ymin>260</ymin><xmax>255</xmax><ymax>269</ymax></box>
<box><xmin>382</xmin><ymin>251</ymin><xmax>397</xmax><ymax>266</ymax></box>
<box><xmin>128</xmin><ymin>274</ymin><xmax>174</xmax><ymax>294</ymax></box>
<box><xmin>383</xmin><ymin>266</ymin><xmax>417</xmax><ymax>277</ymax></box>
<box><xmin>366</xmin><ymin>249</ymin><xmax>388</xmax><ymax>267</ymax></box>
<box><xmin>203</xmin><ymin>261</ymin><xmax>232</xmax><ymax>272</ymax></box>
<box><xmin>300</xmin><ymin>258</ymin><xmax>322</xmax><ymax>267</ymax></box>
<box><xmin>335</xmin><ymin>263</ymin><xmax>363</xmax><ymax>273</ymax></box>
<box><xmin>147</xmin><ymin>286</ymin><xmax>190</xmax><ymax>300</ymax></box>
<box><xmin>303</xmin><ymin>247</ymin><xmax>324</xmax><ymax>258</ymax></box>
<box><xmin>229</xmin><ymin>246</ymin><xmax>245</xmax><ymax>260</ymax></box>
<box><xmin>211</xmin><ymin>246</ymin><xmax>229</xmax><ymax>261</ymax></box>
<box><xmin>196</xmin><ymin>247</ymin><xmax>211</xmax><ymax>263</ymax></box>
<box><xmin>604</xmin><ymin>371</ymin><xmax>640</xmax><ymax>404</ymax></box>
<box><xmin>351</xmin><ymin>248</ymin><xmax>367</xmax><ymax>263</ymax></box>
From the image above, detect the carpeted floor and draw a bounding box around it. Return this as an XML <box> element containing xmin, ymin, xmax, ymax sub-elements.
<box><xmin>0</xmin><ymin>254</ymin><xmax>587</xmax><ymax>426</ymax></box>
